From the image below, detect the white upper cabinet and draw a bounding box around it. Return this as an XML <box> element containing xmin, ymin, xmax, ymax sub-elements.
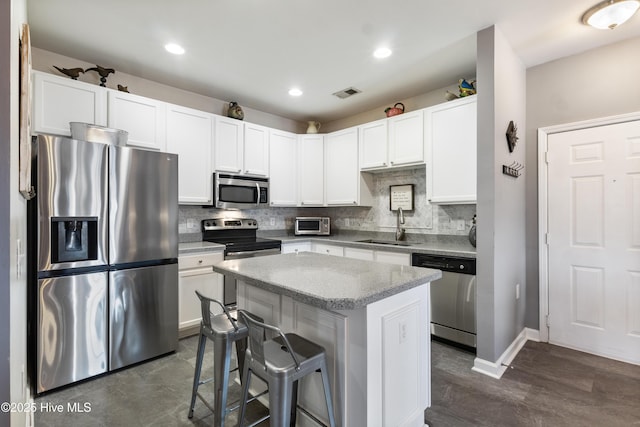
<box><xmin>269</xmin><ymin>129</ymin><xmax>298</xmax><ymax>206</ymax></box>
<box><xmin>107</xmin><ymin>90</ymin><xmax>166</xmax><ymax>151</ymax></box>
<box><xmin>425</xmin><ymin>95</ymin><xmax>477</xmax><ymax>204</ymax></box>
<box><xmin>215</xmin><ymin>118</ymin><xmax>269</xmax><ymax>177</ymax></box>
<box><xmin>166</xmin><ymin>104</ymin><xmax>214</xmax><ymax>205</ymax></box>
<box><xmin>388</xmin><ymin>110</ymin><xmax>424</xmax><ymax>166</ymax></box>
<box><xmin>359</xmin><ymin>119</ymin><xmax>388</xmax><ymax>169</ymax></box>
<box><xmin>243</xmin><ymin>122</ymin><xmax>269</xmax><ymax>177</ymax></box>
<box><xmin>214</xmin><ymin>116</ymin><xmax>244</xmax><ymax>174</ymax></box>
<box><xmin>32</xmin><ymin>71</ymin><xmax>107</xmax><ymax>136</ymax></box>
<box><xmin>325</xmin><ymin>127</ymin><xmax>373</xmax><ymax>206</ymax></box>
<box><xmin>298</xmin><ymin>134</ymin><xmax>325</xmax><ymax>206</ymax></box>
<box><xmin>359</xmin><ymin>110</ymin><xmax>424</xmax><ymax>171</ymax></box>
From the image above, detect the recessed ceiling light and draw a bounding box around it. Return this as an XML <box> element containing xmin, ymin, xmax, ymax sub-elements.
<box><xmin>165</xmin><ymin>43</ymin><xmax>185</xmax><ymax>55</ymax></box>
<box><xmin>288</xmin><ymin>88</ymin><xmax>303</xmax><ymax>97</ymax></box>
<box><xmin>373</xmin><ymin>47</ymin><xmax>392</xmax><ymax>59</ymax></box>
<box><xmin>582</xmin><ymin>0</ymin><xmax>640</xmax><ymax>29</ymax></box>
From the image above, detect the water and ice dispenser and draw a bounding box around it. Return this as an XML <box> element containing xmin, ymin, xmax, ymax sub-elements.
<box><xmin>50</xmin><ymin>217</ymin><xmax>98</xmax><ymax>263</ymax></box>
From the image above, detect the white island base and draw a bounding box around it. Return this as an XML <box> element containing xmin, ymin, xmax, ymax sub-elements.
<box><xmin>237</xmin><ymin>280</ymin><xmax>430</xmax><ymax>427</ymax></box>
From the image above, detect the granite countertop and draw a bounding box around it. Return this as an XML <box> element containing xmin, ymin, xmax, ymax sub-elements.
<box><xmin>258</xmin><ymin>230</ymin><xmax>477</xmax><ymax>258</ymax></box>
<box><xmin>178</xmin><ymin>241</ymin><xmax>225</xmax><ymax>255</ymax></box>
<box><xmin>211</xmin><ymin>251</ymin><xmax>441</xmax><ymax>310</ymax></box>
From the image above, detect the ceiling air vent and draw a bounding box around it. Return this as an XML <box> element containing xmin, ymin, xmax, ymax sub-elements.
<box><xmin>332</xmin><ymin>87</ymin><xmax>361</xmax><ymax>99</ymax></box>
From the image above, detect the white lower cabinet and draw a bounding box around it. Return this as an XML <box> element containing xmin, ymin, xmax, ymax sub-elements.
<box><xmin>343</xmin><ymin>247</ymin><xmax>374</xmax><ymax>261</ymax></box>
<box><xmin>281</xmin><ymin>241</ymin><xmax>312</xmax><ymax>254</ymax></box>
<box><xmin>375</xmin><ymin>250</ymin><xmax>410</xmax><ymax>266</ymax></box>
<box><xmin>312</xmin><ymin>243</ymin><xmax>344</xmax><ymax>257</ymax></box>
<box><xmin>178</xmin><ymin>252</ymin><xmax>224</xmax><ymax>337</ymax></box>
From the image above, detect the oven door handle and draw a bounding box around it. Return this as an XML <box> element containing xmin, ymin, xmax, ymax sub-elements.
<box><xmin>225</xmin><ymin>248</ymin><xmax>281</xmax><ymax>260</ymax></box>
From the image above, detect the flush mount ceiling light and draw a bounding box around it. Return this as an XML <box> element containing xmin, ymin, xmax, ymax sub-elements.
<box><xmin>164</xmin><ymin>43</ymin><xmax>185</xmax><ymax>55</ymax></box>
<box><xmin>582</xmin><ymin>0</ymin><xmax>640</xmax><ymax>29</ymax></box>
<box><xmin>373</xmin><ymin>47</ymin><xmax>392</xmax><ymax>59</ymax></box>
<box><xmin>288</xmin><ymin>88</ymin><xmax>303</xmax><ymax>96</ymax></box>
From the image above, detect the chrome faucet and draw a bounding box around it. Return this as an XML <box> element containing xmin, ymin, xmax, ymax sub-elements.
<box><xmin>395</xmin><ymin>207</ymin><xmax>405</xmax><ymax>241</ymax></box>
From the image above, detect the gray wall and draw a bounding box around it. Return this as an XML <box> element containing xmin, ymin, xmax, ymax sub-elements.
<box><xmin>476</xmin><ymin>26</ymin><xmax>527</xmax><ymax>362</ymax></box>
<box><xmin>525</xmin><ymin>36</ymin><xmax>640</xmax><ymax>329</ymax></box>
<box><xmin>1</xmin><ymin>0</ymin><xmax>12</xmax><ymax>422</ymax></box>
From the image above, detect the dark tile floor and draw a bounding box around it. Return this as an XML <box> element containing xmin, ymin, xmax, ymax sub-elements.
<box><xmin>34</xmin><ymin>336</ymin><xmax>640</xmax><ymax>426</ymax></box>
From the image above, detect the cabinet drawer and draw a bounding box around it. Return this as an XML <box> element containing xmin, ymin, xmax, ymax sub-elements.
<box><xmin>179</xmin><ymin>252</ymin><xmax>223</xmax><ymax>270</ymax></box>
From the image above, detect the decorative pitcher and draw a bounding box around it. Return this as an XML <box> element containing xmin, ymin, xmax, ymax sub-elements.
<box><xmin>306</xmin><ymin>121</ymin><xmax>321</xmax><ymax>134</ymax></box>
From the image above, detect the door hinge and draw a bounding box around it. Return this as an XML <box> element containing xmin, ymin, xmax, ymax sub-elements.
<box><xmin>545</xmin><ymin>233</ymin><xmax>550</xmax><ymax>245</ymax></box>
<box><xmin>545</xmin><ymin>151</ymin><xmax>549</xmax><ymax>164</ymax></box>
<box><xmin>546</xmin><ymin>315</ymin><xmax>551</xmax><ymax>327</ymax></box>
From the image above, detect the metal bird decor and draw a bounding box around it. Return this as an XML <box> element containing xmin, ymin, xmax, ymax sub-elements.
<box><xmin>85</xmin><ymin>65</ymin><xmax>115</xmax><ymax>87</ymax></box>
<box><xmin>506</xmin><ymin>120</ymin><xmax>519</xmax><ymax>153</ymax></box>
<box><xmin>53</xmin><ymin>66</ymin><xmax>85</xmax><ymax>80</ymax></box>
<box><xmin>458</xmin><ymin>78</ymin><xmax>476</xmax><ymax>97</ymax></box>
<box><xmin>117</xmin><ymin>84</ymin><xmax>129</xmax><ymax>93</ymax></box>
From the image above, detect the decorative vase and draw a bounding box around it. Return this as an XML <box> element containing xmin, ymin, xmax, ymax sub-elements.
<box><xmin>469</xmin><ymin>214</ymin><xmax>476</xmax><ymax>248</ymax></box>
<box><xmin>306</xmin><ymin>121</ymin><xmax>321</xmax><ymax>134</ymax></box>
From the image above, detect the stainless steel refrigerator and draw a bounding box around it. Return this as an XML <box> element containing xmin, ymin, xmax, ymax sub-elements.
<box><xmin>28</xmin><ymin>134</ymin><xmax>178</xmax><ymax>394</ymax></box>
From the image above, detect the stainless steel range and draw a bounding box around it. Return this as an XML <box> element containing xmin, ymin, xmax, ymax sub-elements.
<box><xmin>202</xmin><ymin>218</ymin><xmax>281</xmax><ymax>307</ymax></box>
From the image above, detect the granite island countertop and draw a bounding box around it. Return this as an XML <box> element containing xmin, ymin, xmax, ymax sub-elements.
<box><xmin>211</xmin><ymin>251</ymin><xmax>441</xmax><ymax>310</ymax></box>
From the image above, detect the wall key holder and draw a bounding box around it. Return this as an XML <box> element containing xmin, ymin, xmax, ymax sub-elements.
<box><xmin>502</xmin><ymin>161</ymin><xmax>524</xmax><ymax>178</ymax></box>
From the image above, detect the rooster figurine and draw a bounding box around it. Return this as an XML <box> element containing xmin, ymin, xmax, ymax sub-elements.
<box><xmin>53</xmin><ymin>66</ymin><xmax>85</xmax><ymax>80</ymax></box>
<box><xmin>85</xmin><ymin>65</ymin><xmax>115</xmax><ymax>87</ymax></box>
<box><xmin>458</xmin><ymin>78</ymin><xmax>476</xmax><ymax>97</ymax></box>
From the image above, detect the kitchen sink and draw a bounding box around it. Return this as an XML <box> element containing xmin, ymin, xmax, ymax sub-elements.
<box><xmin>356</xmin><ymin>239</ymin><xmax>415</xmax><ymax>247</ymax></box>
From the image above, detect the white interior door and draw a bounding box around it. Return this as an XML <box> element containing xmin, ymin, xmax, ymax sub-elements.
<box><xmin>547</xmin><ymin>120</ymin><xmax>640</xmax><ymax>364</ymax></box>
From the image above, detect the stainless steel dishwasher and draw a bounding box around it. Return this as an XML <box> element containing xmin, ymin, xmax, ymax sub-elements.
<box><xmin>411</xmin><ymin>254</ymin><xmax>477</xmax><ymax>349</ymax></box>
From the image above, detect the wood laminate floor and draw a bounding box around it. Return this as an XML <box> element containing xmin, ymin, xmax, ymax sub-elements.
<box><xmin>34</xmin><ymin>336</ymin><xmax>640</xmax><ymax>426</ymax></box>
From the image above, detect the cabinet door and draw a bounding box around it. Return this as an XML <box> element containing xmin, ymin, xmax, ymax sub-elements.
<box><xmin>166</xmin><ymin>104</ymin><xmax>214</xmax><ymax>204</ymax></box>
<box><xmin>269</xmin><ymin>130</ymin><xmax>298</xmax><ymax>206</ymax></box>
<box><xmin>388</xmin><ymin>110</ymin><xmax>424</xmax><ymax>166</ymax></box>
<box><xmin>214</xmin><ymin>116</ymin><xmax>244</xmax><ymax>173</ymax></box>
<box><xmin>375</xmin><ymin>251</ymin><xmax>410</xmax><ymax>266</ymax></box>
<box><xmin>243</xmin><ymin>122</ymin><xmax>269</xmax><ymax>177</ymax></box>
<box><xmin>312</xmin><ymin>243</ymin><xmax>344</xmax><ymax>256</ymax></box>
<box><xmin>426</xmin><ymin>96</ymin><xmax>477</xmax><ymax>204</ymax></box>
<box><xmin>325</xmin><ymin>127</ymin><xmax>359</xmax><ymax>206</ymax></box>
<box><xmin>343</xmin><ymin>247</ymin><xmax>375</xmax><ymax>261</ymax></box>
<box><xmin>32</xmin><ymin>71</ymin><xmax>107</xmax><ymax>136</ymax></box>
<box><xmin>178</xmin><ymin>253</ymin><xmax>224</xmax><ymax>333</ymax></box>
<box><xmin>281</xmin><ymin>241</ymin><xmax>312</xmax><ymax>254</ymax></box>
<box><xmin>298</xmin><ymin>134</ymin><xmax>325</xmax><ymax>206</ymax></box>
<box><xmin>108</xmin><ymin>90</ymin><xmax>166</xmax><ymax>151</ymax></box>
<box><xmin>359</xmin><ymin>119</ymin><xmax>388</xmax><ymax>169</ymax></box>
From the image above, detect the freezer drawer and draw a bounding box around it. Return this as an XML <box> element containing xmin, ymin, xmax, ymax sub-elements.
<box><xmin>37</xmin><ymin>272</ymin><xmax>108</xmax><ymax>393</ymax></box>
<box><xmin>109</xmin><ymin>263</ymin><xmax>178</xmax><ymax>370</ymax></box>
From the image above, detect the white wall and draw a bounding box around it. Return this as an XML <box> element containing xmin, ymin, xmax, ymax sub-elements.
<box><xmin>476</xmin><ymin>26</ymin><xmax>527</xmax><ymax>362</ymax></box>
<box><xmin>525</xmin><ymin>36</ymin><xmax>640</xmax><ymax>329</ymax></box>
<box><xmin>31</xmin><ymin>48</ymin><xmax>304</xmax><ymax>133</ymax></box>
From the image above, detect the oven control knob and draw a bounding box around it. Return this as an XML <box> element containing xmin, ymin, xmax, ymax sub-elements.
<box><xmin>459</xmin><ymin>265</ymin><xmax>465</xmax><ymax>270</ymax></box>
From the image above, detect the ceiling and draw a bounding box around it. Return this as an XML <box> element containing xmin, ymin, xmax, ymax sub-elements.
<box><xmin>27</xmin><ymin>0</ymin><xmax>640</xmax><ymax>123</ymax></box>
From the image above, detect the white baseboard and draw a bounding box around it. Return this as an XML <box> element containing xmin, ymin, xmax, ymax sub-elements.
<box><xmin>472</xmin><ymin>327</ymin><xmax>539</xmax><ymax>379</ymax></box>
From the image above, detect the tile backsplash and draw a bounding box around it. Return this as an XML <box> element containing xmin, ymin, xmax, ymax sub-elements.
<box><xmin>179</xmin><ymin>167</ymin><xmax>475</xmax><ymax>240</ymax></box>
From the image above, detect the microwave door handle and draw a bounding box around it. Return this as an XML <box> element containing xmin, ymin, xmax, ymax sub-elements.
<box><xmin>255</xmin><ymin>183</ymin><xmax>260</xmax><ymax>207</ymax></box>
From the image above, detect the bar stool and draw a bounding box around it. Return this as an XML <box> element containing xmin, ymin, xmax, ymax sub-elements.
<box><xmin>188</xmin><ymin>291</ymin><xmax>260</xmax><ymax>426</ymax></box>
<box><xmin>237</xmin><ymin>310</ymin><xmax>336</xmax><ymax>427</ymax></box>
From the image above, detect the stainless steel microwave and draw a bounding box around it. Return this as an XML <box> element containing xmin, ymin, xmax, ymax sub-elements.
<box><xmin>210</xmin><ymin>173</ymin><xmax>269</xmax><ymax>209</ymax></box>
<box><xmin>295</xmin><ymin>217</ymin><xmax>330</xmax><ymax>236</ymax></box>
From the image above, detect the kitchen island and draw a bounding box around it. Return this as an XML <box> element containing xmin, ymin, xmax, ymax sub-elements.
<box><xmin>212</xmin><ymin>252</ymin><xmax>441</xmax><ymax>427</ymax></box>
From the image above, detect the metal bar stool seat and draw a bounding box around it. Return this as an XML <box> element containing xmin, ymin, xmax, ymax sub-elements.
<box><xmin>237</xmin><ymin>310</ymin><xmax>336</xmax><ymax>427</ymax></box>
<box><xmin>188</xmin><ymin>291</ymin><xmax>261</xmax><ymax>426</ymax></box>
